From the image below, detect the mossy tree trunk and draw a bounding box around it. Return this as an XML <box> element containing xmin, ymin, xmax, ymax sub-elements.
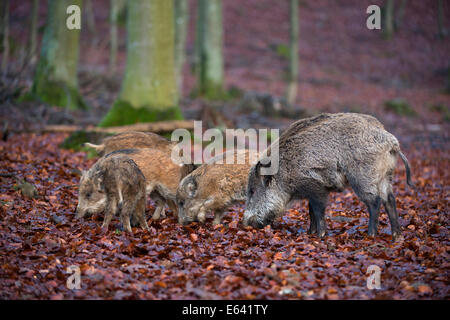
<box><xmin>438</xmin><ymin>0</ymin><xmax>446</xmax><ymax>39</ymax></box>
<box><xmin>29</xmin><ymin>0</ymin><xmax>39</xmax><ymax>63</ymax></box>
<box><xmin>1</xmin><ymin>0</ymin><xmax>9</xmax><ymax>73</ymax></box>
<box><xmin>384</xmin><ymin>0</ymin><xmax>394</xmax><ymax>39</ymax></box>
<box><xmin>195</xmin><ymin>0</ymin><xmax>224</xmax><ymax>99</ymax></box>
<box><xmin>32</xmin><ymin>0</ymin><xmax>86</xmax><ymax>110</ymax></box>
<box><xmin>100</xmin><ymin>0</ymin><xmax>181</xmax><ymax>127</ymax></box>
<box><xmin>174</xmin><ymin>0</ymin><xmax>188</xmax><ymax>95</ymax></box>
<box><xmin>287</xmin><ymin>0</ymin><xmax>299</xmax><ymax>106</ymax></box>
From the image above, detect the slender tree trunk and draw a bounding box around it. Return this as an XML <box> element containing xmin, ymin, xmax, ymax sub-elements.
<box><xmin>195</xmin><ymin>0</ymin><xmax>224</xmax><ymax>99</ymax></box>
<box><xmin>384</xmin><ymin>0</ymin><xmax>394</xmax><ymax>39</ymax></box>
<box><xmin>174</xmin><ymin>0</ymin><xmax>188</xmax><ymax>96</ymax></box>
<box><xmin>438</xmin><ymin>0</ymin><xmax>446</xmax><ymax>38</ymax></box>
<box><xmin>100</xmin><ymin>0</ymin><xmax>181</xmax><ymax>127</ymax></box>
<box><xmin>32</xmin><ymin>0</ymin><xmax>86</xmax><ymax>110</ymax></box>
<box><xmin>394</xmin><ymin>0</ymin><xmax>407</xmax><ymax>30</ymax></box>
<box><xmin>1</xmin><ymin>0</ymin><xmax>10</xmax><ymax>73</ymax></box>
<box><xmin>287</xmin><ymin>0</ymin><xmax>299</xmax><ymax>106</ymax></box>
<box><xmin>85</xmin><ymin>0</ymin><xmax>97</xmax><ymax>44</ymax></box>
<box><xmin>29</xmin><ymin>0</ymin><xmax>39</xmax><ymax>63</ymax></box>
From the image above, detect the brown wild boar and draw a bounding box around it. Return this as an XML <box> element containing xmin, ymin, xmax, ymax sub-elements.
<box><xmin>84</xmin><ymin>131</ymin><xmax>176</xmax><ymax>156</ymax></box>
<box><xmin>76</xmin><ymin>154</ymin><xmax>149</xmax><ymax>232</ymax></box>
<box><xmin>107</xmin><ymin>148</ymin><xmax>195</xmax><ymax>220</ymax></box>
<box><xmin>176</xmin><ymin>150</ymin><xmax>258</xmax><ymax>225</ymax></box>
<box><xmin>243</xmin><ymin>113</ymin><xmax>413</xmax><ymax>241</ymax></box>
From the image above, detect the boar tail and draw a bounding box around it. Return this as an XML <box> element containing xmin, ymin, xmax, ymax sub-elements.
<box><xmin>83</xmin><ymin>142</ymin><xmax>105</xmax><ymax>154</ymax></box>
<box><xmin>399</xmin><ymin>151</ymin><xmax>414</xmax><ymax>189</ymax></box>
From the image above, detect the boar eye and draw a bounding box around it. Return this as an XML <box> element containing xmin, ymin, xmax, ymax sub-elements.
<box><xmin>178</xmin><ymin>200</ymin><xmax>185</xmax><ymax>207</ymax></box>
<box><xmin>85</xmin><ymin>192</ymin><xmax>91</xmax><ymax>198</ymax></box>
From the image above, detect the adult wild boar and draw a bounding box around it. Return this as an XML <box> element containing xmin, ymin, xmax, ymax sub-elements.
<box><xmin>177</xmin><ymin>150</ymin><xmax>258</xmax><ymax>225</ymax></box>
<box><xmin>243</xmin><ymin>113</ymin><xmax>413</xmax><ymax>241</ymax></box>
<box><xmin>76</xmin><ymin>154</ymin><xmax>149</xmax><ymax>232</ymax></box>
<box><xmin>84</xmin><ymin>131</ymin><xmax>175</xmax><ymax>156</ymax></box>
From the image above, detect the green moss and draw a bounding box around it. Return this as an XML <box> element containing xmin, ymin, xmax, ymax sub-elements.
<box><xmin>428</xmin><ymin>103</ymin><xmax>449</xmax><ymax>113</ymax></box>
<box><xmin>59</xmin><ymin>130</ymin><xmax>110</xmax><ymax>158</ymax></box>
<box><xmin>99</xmin><ymin>100</ymin><xmax>183</xmax><ymax>127</ymax></box>
<box><xmin>275</xmin><ymin>43</ymin><xmax>289</xmax><ymax>59</ymax></box>
<box><xmin>190</xmin><ymin>85</ymin><xmax>242</xmax><ymax>102</ymax></box>
<box><xmin>384</xmin><ymin>98</ymin><xmax>416</xmax><ymax>117</ymax></box>
<box><xmin>31</xmin><ymin>79</ymin><xmax>87</xmax><ymax>110</ymax></box>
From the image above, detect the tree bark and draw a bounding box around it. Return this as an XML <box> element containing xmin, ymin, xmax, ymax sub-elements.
<box><xmin>287</xmin><ymin>0</ymin><xmax>299</xmax><ymax>106</ymax></box>
<box><xmin>100</xmin><ymin>0</ymin><xmax>182</xmax><ymax>127</ymax></box>
<box><xmin>438</xmin><ymin>0</ymin><xmax>446</xmax><ymax>38</ymax></box>
<box><xmin>195</xmin><ymin>0</ymin><xmax>224</xmax><ymax>99</ymax></box>
<box><xmin>31</xmin><ymin>0</ymin><xmax>86</xmax><ymax>109</ymax></box>
<box><xmin>174</xmin><ymin>0</ymin><xmax>188</xmax><ymax>95</ymax></box>
<box><xmin>29</xmin><ymin>0</ymin><xmax>39</xmax><ymax>63</ymax></box>
<box><xmin>1</xmin><ymin>0</ymin><xmax>9</xmax><ymax>73</ymax></box>
<box><xmin>384</xmin><ymin>0</ymin><xmax>394</xmax><ymax>39</ymax></box>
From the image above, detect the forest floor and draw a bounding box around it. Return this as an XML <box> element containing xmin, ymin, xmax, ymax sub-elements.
<box><xmin>0</xmin><ymin>0</ymin><xmax>449</xmax><ymax>299</ymax></box>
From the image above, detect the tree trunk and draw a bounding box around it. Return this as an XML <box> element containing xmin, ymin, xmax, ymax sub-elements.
<box><xmin>384</xmin><ymin>0</ymin><xmax>394</xmax><ymax>39</ymax></box>
<box><xmin>287</xmin><ymin>0</ymin><xmax>299</xmax><ymax>106</ymax></box>
<box><xmin>85</xmin><ymin>0</ymin><xmax>97</xmax><ymax>44</ymax></box>
<box><xmin>32</xmin><ymin>0</ymin><xmax>85</xmax><ymax>109</ymax></box>
<box><xmin>438</xmin><ymin>0</ymin><xmax>446</xmax><ymax>38</ymax></box>
<box><xmin>195</xmin><ymin>0</ymin><xmax>224</xmax><ymax>99</ymax></box>
<box><xmin>29</xmin><ymin>0</ymin><xmax>39</xmax><ymax>63</ymax></box>
<box><xmin>394</xmin><ymin>0</ymin><xmax>407</xmax><ymax>30</ymax></box>
<box><xmin>100</xmin><ymin>0</ymin><xmax>181</xmax><ymax>127</ymax></box>
<box><xmin>174</xmin><ymin>0</ymin><xmax>188</xmax><ymax>96</ymax></box>
<box><xmin>1</xmin><ymin>0</ymin><xmax>9</xmax><ymax>73</ymax></box>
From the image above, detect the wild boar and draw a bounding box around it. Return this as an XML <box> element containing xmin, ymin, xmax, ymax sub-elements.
<box><xmin>176</xmin><ymin>150</ymin><xmax>258</xmax><ymax>226</ymax></box>
<box><xmin>107</xmin><ymin>148</ymin><xmax>195</xmax><ymax>220</ymax></box>
<box><xmin>243</xmin><ymin>113</ymin><xmax>413</xmax><ymax>241</ymax></box>
<box><xmin>84</xmin><ymin>131</ymin><xmax>175</xmax><ymax>156</ymax></box>
<box><xmin>76</xmin><ymin>154</ymin><xmax>149</xmax><ymax>232</ymax></box>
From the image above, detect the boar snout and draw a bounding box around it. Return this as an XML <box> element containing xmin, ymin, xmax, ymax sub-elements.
<box><xmin>243</xmin><ymin>213</ymin><xmax>265</xmax><ymax>229</ymax></box>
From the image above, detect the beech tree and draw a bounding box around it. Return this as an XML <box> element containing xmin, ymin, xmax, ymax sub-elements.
<box><xmin>100</xmin><ymin>0</ymin><xmax>181</xmax><ymax>127</ymax></box>
<box><xmin>174</xmin><ymin>0</ymin><xmax>188</xmax><ymax>94</ymax></box>
<box><xmin>287</xmin><ymin>0</ymin><xmax>299</xmax><ymax>105</ymax></box>
<box><xmin>32</xmin><ymin>0</ymin><xmax>85</xmax><ymax>109</ymax></box>
<box><xmin>194</xmin><ymin>0</ymin><xmax>224</xmax><ymax>99</ymax></box>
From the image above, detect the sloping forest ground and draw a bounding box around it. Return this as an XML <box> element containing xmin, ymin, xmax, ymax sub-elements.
<box><xmin>0</xmin><ymin>0</ymin><xmax>449</xmax><ymax>299</ymax></box>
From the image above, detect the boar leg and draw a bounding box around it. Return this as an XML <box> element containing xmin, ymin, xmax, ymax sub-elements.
<box><xmin>212</xmin><ymin>210</ymin><xmax>225</xmax><ymax>225</ymax></box>
<box><xmin>366</xmin><ymin>196</ymin><xmax>381</xmax><ymax>237</ymax></box>
<box><xmin>309</xmin><ymin>196</ymin><xmax>327</xmax><ymax>238</ymax></box>
<box><xmin>135</xmin><ymin>196</ymin><xmax>150</xmax><ymax>231</ymax></box>
<box><xmin>101</xmin><ymin>199</ymin><xmax>118</xmax><ymax>231</ymax></box>
<box><xmin>167</xmin><ymin>200</ymin><xmax>178</xmax><ymax>216</ymax></box>
<box><xmin>384</xmin><ymin>192</ymin><xmax>401</xmax><ymax>241</ymax></box>
<box><xmin>307</xmin><ymin>202</ymin><xmax>317</xmax><ymax>235</ymax></box>
<box><xmin>151</xmin><ymin>193</ymin><xmax>166</xmax><ymax>220</ymax></box>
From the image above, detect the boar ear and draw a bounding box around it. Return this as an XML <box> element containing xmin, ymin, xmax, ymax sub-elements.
<box><xmin>256</xmin><ymin>160</ymin><xmax>272</xmax><ymax>187</ymax></box>
<box><xmin>93</xmin><ymin>170</ymin><xmax>105</xmax><ymax>191</ymax></box>
<box><xmin>186</xmin><ymin>178</ymin><xmax>197</xmax><ymax>198</ymax></box>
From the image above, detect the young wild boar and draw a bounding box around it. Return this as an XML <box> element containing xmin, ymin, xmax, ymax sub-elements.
<box><xmin>107</xmin><ymin>148</ymin><xmax>195</xmax><ymax>220</ymax></box>
<box><xmin>84</xmin><ymin>131</ymin><xmax>176</xmax><ymax>156</ymax></box>
<box><xmin>76</xmin><ymin>154</ymin><xmax>149</xmax><ymax>232</ymax></box>
<box><xmin>176</xmin><ymin>150</ymin><xmax>258</xmax><ymax>226</ymax></box>
<box><xmin>243</xmin><ymin>113</ymin><xmax>413</xmax><ymax>241</ymax></box>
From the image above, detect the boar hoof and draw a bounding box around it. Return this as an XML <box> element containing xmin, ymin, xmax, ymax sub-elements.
<box><xmin>318</xmin><ymin>229</ymin><xmax>326</xmax><ymax>238</ymax></box>
<box><xmin>307</xmin><ymin>226</ymin><xmax>317</xmax><ymax>235</ymax></box>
